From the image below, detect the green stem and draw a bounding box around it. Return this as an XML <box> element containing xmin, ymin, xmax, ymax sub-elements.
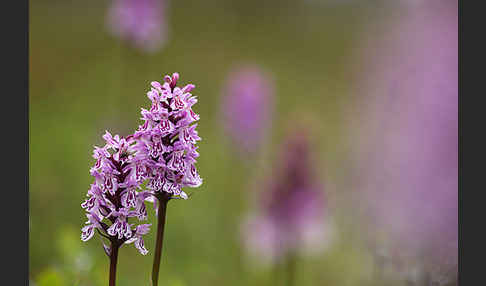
<box><xmin>151</xmin><ymin>194</ymin><xmax>170</xmax><ymax>286</ymax></box>
<box><xmin>285</xmin><ymin>253</ymin><xmax>297</xmax><ymax>286</ymax></box>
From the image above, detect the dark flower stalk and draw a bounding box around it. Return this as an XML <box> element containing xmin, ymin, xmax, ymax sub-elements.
<box><xmin>108</xmin><ymin>240</ymin><xmax>121</xmax><ymax>286</ymax></box>
<box><xmin>151</xmin><ymin>192</ymin><xmax>170</xmax><ymax>286</ymax></box>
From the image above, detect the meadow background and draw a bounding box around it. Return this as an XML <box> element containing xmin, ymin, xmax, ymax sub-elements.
<box><xmin>29</xmin><ymin>0</ymin><xmax>457</xmax><ymax>285</ymax></box>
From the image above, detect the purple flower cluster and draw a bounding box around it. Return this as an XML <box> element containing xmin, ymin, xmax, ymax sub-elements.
<box><xmin>221</xmin><ymin>66</ymin><xmax>274</xmax><ymax>155</ymax></box>
<box><xmin>350</xmin><ymin>0</ymin><xmax>457</xmax><ymax>282</ymax></box>
<box><xmin>242</xmin><ymin>129</ymin><xmax>328</xmax><ymax>263</ymax></box>
<box><xmin>107</xmin><ymin>0</ymin><xmax>167</xmax><ymax>53</ymax></box>
<box><xmin>82</xmin><ymin>72</ymin><xmax>202</xmax><ymax>255</ymax></box>
<box><xmin>81</xmin><ymin>131</ymin><xmax>151</xmax><ymax>255</ymax></box>
<box><xmin>133</xmin><ymin>72</ymin><xmax>202</xmax><ymax>201</ymax></box>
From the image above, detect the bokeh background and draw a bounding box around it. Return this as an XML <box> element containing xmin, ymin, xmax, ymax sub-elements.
<box><xmin>29</xmin><ymin>0</ymin><xmax>458</xmax><ymax>285</ymax></box>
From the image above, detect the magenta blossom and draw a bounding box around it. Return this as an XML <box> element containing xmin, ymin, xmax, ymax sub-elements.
<box><xmin>350</xmin><ymin>0</ymin><xmax>457</xmax><ymax>283</ymax></box>
<box><xmin>221</xmin><ymin>65</ymin><xmax>274</xmax><ymax>155</ymax></box>
<box><xmin>132</xmin><ymin>72</ymin><xmax>202</xmax><ymax>204</ymax></box>
<box><xmin>242</xmin><ymin>129</ymin><xmax>329</xmax><ymax>263</ymax></box>
<box><xmin>107</xmin><ymin>0</ymin><xmax>167</xmax><ymax>53</ymax></box>
<box><xmin>81</xmin><ymin>131</ymin><xmax>151</xmax><ymax>255</ymax></box>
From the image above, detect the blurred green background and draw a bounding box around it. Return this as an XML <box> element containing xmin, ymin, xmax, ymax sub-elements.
<box><xmin>29</xmin><ymin>0</ymin><xmax>395</xmax><ymax>285</ymax></box>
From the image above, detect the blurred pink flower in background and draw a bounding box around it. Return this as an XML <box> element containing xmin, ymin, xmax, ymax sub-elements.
<box><xmin>241</xmin><ymin>128</ymin><xmax>331</xmax><ymax>264</ymax></box>
<box><xmin>107</xmin><ymin>0</ymin><xmax>167</xmax><ymax>53</ymax></box>
<box><xmin>349</xmin><ymin>0</ymin><xmax>457</xmax><ymax>283</ymax></box>
<box><xmin>221</xmin><ymin>65</ymin><xmax>274</xmax><ymax>156</ymax></box>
